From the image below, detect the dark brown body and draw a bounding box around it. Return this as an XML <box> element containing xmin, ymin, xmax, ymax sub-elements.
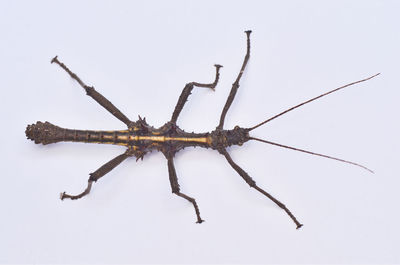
<box><xmin>24</xmin><ymin>30</ymin><xmax>259</xmax><ymax>226</ymax></box>
<box><xmin>26</xmin><ymin>31</ymin><xmax>377</xmax><ymax>229</ymax></box>
<box><xmin>25</xmin><ymin>120</ymin><xmax>248</xmax><ymax>159</ymax></box>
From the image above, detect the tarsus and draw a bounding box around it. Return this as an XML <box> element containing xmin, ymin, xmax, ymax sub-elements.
<box><xmin>250</xmin><ymin>137</ymin><xmax>374</xmax><ymax>173</ymax></box>
<box><xmin>248</xmin><ymin>73</ymin><xmax>380</xmax><ymax>131</ymax></box>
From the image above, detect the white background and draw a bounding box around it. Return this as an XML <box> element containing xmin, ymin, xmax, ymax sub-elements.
<box><xmin>1</xmin><ymin>1</ymin><xmax>399</xmax><ymax>263</ymax></box>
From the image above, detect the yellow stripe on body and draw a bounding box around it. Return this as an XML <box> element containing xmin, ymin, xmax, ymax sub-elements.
<box><xmin>129</xmin><ymin>135</ymin><xmax>211</xmax><ymax>144</ymax></box>
<box><xmin>87</xmin><ymin>141</ymin><xmax>132</xmax><ymax>146</ymax></box>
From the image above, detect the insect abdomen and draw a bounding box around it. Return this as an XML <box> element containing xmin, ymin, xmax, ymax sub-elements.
<box><xmin>25</xmin><ymin>121</ymin><xmax>129</xmax><ymax>146</ymax></box>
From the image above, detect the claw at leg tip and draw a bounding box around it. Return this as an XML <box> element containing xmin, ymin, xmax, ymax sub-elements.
<box><xmin>51</xmin><ymin>56</ymin><xmax>58</xmax><ymax>64</ymax></box>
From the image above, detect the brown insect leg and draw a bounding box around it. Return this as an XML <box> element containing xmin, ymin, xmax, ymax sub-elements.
<box><xmin>61</xmin><ymin>152</ymin><xmax>130</xmax><ymax>200</ymax></box>
<box><xmin>219</xmin><ymin>148</ymin><xmax>303</xmax><ymax>229</ymax></box>
<box><xmin>51</xmin><ymin>56</ymin><xmax>134</xmax><ymax>128</ymax></box>
<box><xmin>217</xmin><ymin>30</ymin><xmax>251</xmax><ymax>130</ymax></box>
<box><xmin>167</xmin><ymin>157</ymin><xmax>204</xmax><ymax>223</ymax></box>
<box><xmin>60</xmin><ymin>180</ymin><xmax>93</xmax><ymax>200</ymax></box>
<box><xmin>171</xmin><ymin>64</ymin><xmax>222</xmax><ymax>124</ymax></box>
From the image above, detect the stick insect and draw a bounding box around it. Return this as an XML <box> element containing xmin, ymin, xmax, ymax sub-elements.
<box><xmin>26</xmin><ymin>31</ymin><xmax>379</xmax><ymax>229</ymax></box>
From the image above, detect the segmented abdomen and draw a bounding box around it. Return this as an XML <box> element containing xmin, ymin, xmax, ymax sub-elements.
<box><xmin>25</xmin><ymin>121</ymin><xmax>129</xmax><ymax>145</ymax></box>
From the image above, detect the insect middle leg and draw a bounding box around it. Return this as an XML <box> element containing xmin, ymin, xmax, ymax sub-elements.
<box><xmin>167</xmin><ymin>157</ymin><xmax>204</xmax><ymax>223</ymax></box>
<box><xmin>51</xmin><ymin>56</ymin><xmax>134</xmax><ymax>128</ymax></box>
<box><xmin>170</xmin><ymin>64</ymin><xmax>222</xmax><ymax>124</ymax></box>
<box><xmin>61</xmin><ymin>151</ymin><xmax>130</xmax><ymax>200</ymax></box>
<box><xmin>219</xmin><ymin>148</ymin><xmax>303</xmax><ymax>229</ymax></box>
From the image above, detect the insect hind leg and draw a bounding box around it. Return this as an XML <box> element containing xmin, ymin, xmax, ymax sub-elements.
<box><xmin>61</xmin><ymin>180</ymin><xmax>93</xmax><ymax>200</ymax></box>
<box><xmin>51</xmin><ymin>56</ymin><xmax>134</xmax><ymax>128</ymax></box>
<box><xmin>61</xmin><ymin>152</ymin><xmax>130</xmax><ymax>200</ymax></box>
<box><xmin>170</xmin><ymin>64</ymin><xmax>222</xmax><ymax>124</ymax></box>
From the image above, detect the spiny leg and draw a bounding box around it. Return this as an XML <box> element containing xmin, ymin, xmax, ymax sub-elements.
<box><xmin>171</xmin><ymin>64</ymin><xmax>222</xmax><ymax>124</ymax></box>
<box><xmin>217</xmin><ymin>30</ymin><xmax>252</xmax><ymax>130</ymax></box>
<box><xmin>61</xmin><ymin>152</ymin><xmax>130</xmax><ymax>200</ymax></box>
<box><xmin>167</xmin><ymin>157</ymin><xmax>204</xmax><ymax>223</ymax></box>
<box><xmin>219</xmin><ymin>148</ymin><xmax>303</xmax><ymax>229</ymax></box>
<box><xmin>51</xmin><ymin>56</ymin><xmax>134</xmax><ymax>128</ymax></box>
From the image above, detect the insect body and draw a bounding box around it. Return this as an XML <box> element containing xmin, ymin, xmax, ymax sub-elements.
<box><xmin>26</xmin><ymin>31</ymin><xmax>378</xmax><ymax>229</ymax></box>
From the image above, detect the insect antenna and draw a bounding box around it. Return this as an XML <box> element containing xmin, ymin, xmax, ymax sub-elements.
<box><xmin>248</xmin><ymin>73</ymin><xmax>380</xmax><ymax>131</ymax></box>
<box><xmin>249</xmin><ymin>136</ymin><xmax>374</xmax><ymax>173</ymax></box>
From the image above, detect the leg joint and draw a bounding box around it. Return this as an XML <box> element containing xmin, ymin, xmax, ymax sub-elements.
<box><xmin>171</xmin><ymin>186</ymin><xmax>180</xmax><ymax>194</ymax></box>
<box><xmin>247</xmin><ymin>179</ymin><xmax>256</xmax><ymax>187</ymax></box>
<box><xmin>89</xmin><ymin>173</ymin><xmax>98</xmax><ymax>182</ymax></box>
<box><xmin>85</xmin><ymin>86</ymin><xmax>95</xmax><ymax>95</ymax></box>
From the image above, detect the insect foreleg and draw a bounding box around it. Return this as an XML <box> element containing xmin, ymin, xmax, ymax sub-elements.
<box><xmin>217</xmin><ymin>30</ymin><xmax>251</xmax><ymax>130</ymax></box>
<box><xmin>219</xmin><ymin>148</ymin><xmax>303</xmax><ymax>229</ymax></box>
<box><xmin>170</xmin><ymin>64</ymin><xmax>222</xmax><ymax>124</ymax></box>
<box><xmin>167</xmin><ymin>157</ymin><xmax>204</xmax><ymax>223</ymax></box>
<box><xmin>60</xmin><ymin>151</ymin><xmax>130</xmax><ymax>200</ymax></box>
<box><xmin>51</xmin><ymin>56</ymin><xmax>134</xmax><ymax>128</ymax></box>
